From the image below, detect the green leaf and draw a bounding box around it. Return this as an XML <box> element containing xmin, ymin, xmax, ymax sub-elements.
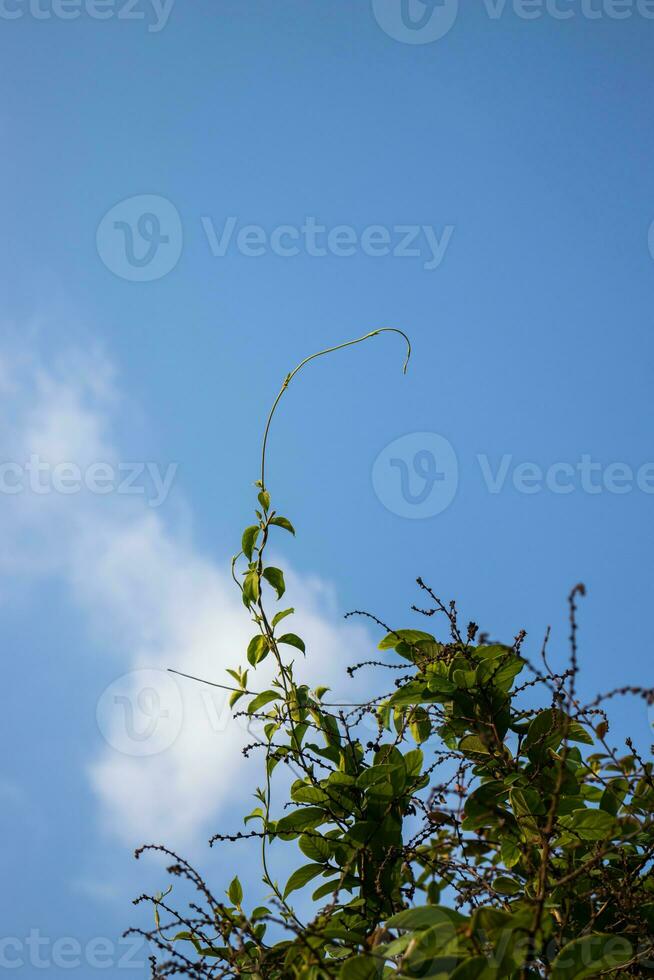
<box><xmin>277</xmin><ymin>633</ymin><xmax>305</xmax><ymax>654</ymax></box>
<box><xmin>397</xmin><ymin>918</ymin><xmax>462</xmax><ymax>969</ymax></box>
<box><xmin>290</xmin><ymin>782</ymin><xmax>328</xmax><ymax>804</ymax></box>
<box><xmin>258</xmin><ymin>489</ymin><xmax>271</xmax><ymax>511</ymax></box>
<box><xmin>500</xmin><ymin>838</ymin><xmax>521</xmax><ymax>868</ymax></box>
<box><xmin>299</xmin><ymin>833</ymin><xmax>332</xmax><ymax>862</ymax></box>
<box><xmin>248</xmin><ymin>690</ymin><xmax>283</xmax><ymax>714</ymax></box>
<box><xmin>568</xmin><ymin>721</ymin><xmax>594</xmax><ymax>745</ymax></box>
<box><xmin>251</xmin><ymin>906</ymin><xmax>270</xmax><ymax>920</ymax></box>
<box><xmin>493</xmin><ymin>875</ymin><xmax>520</xmax><ymax>895</ymax></box>
<box><xmin>282</xmin><ymin>862</ymin><xmax>324</xmax><ymax>899</ymax></box>
<box><xmin>385</xmin><ymin>905</ymin><xmax>465</xmax><ymax>931</ymax></box>
<box><xmin>241</xmin><ymin>525</ymin><xmax>260</xmax><ymax>560</ymax></box>
<box><xmin>558</xmin><ymin>808</ymin><xmax>617</xmax><ymax>841</ymax></box>
<box><xmin>338</xmin><ymin>955</ymin><xmax>381</xmax><ymax>980</ymax></box>
<box><xmin>550</xmin><ymin>933</ymin><xmax>632</xmax><ymax>979</ymax></box>
<box><xmin>312</xmin><ymin>877</ymin><xmax>345</xmax><ymax>901</ymax></box>
<box><xmin>404</xmin><ymin>748</ymin><xmax>424</xmax><ymax>777</ymax></box>
<box><xmin>227</xmin><ymin>875</ymin><xmax>242</xmax><ymax>906</ymax></box>
<box><xmin>409</xmin><ymin>707</ymin><xmax>431</xmax><ymax>744</ymax></box>
<box><xmin>460</xmin><ymin>735</ymin><xmax>491</xmax><ymax>756</ymax></box>
<box><xmin>470</xmin><ymin>907</ymin><xmax>513</xmax><ymax>937</ymax></box>
<box><xmin>243</xmin><ymin>806</ymin><xmax>264</xmax><ymax>825</ymax></box>
<box><xmin>378</xmin><ymin>933</ymin><xmax>413</xmax><ymax>958</ymax></box>
<box><xmin>357</xmin><ymin>764</ymin><xmax>393</xmax><ymax>790</ymax></box>
<box><xmin>524</xmin><ymin>708</ymin><xmax>563</xmax><ymax>757</ymax></box>
<box><xmin>474</xmin><ymin>644</ymin><xmax>511</xmax><ymax>659</ymax></box>
<box><xmin>270</xmin><ymin>516</ymin><xmax>295</xmax><ymax>534</ymax></box>
<box><xmin>272</xmin><ymin>607</ymin><xmax>294</xmax><ymax>627</ymax></box>
<box><xmin>388</xmin><ymin>680</ymin><xmax>429</xmax><ymax>708</ymax></box>
<box><xmin>509</xmin><ymin>787</ymin><xmax>543</xmax><ymax>836</ymax></box>
<box><xmin>247</xmin><ymin>634</ymin><xmax>270</xmax><ymax>667</ymax></box>
<box><xmin>263</xmin><ymin>566</ymin><xmax>285</xmax><ymax>599</ymax></box>
<box><xmin>242</xmin><ymin>570</ymin><xmax>260</xmax><ymax>605</ymax></box>
<box><xmin>229</xmin><ymin>689</ymin><xmax>245</xmax><ymax>708</ymax></box>
<box><xmin>450</xmin><ymin>958</ymin><xmax>498</xmax><ymax>980</ymax></box>
<box><xmin>172</xmin><ymin>932</ymin><xmax>223</xmax><ymax>957</ymax></box>
<box><xmin>327</xmin><ymin>771</ymin><xmax>355</xmax><ymax>787</ymax></box>
<box><xmin>378</xmin><ymin>629</ymin><xmax>435</xmax><ymax>651</ymax></box>
<box><xmin>476</xmin><ymin>653</ymin><xmax>524</xmax><ymax>691</ymax></box>
<box><xmin>524</xmin><ymin>709</ymin><xmax>592</xmax><ymax>759</ymax></box>
<box><xmin>453</xmin><ymin>667</ymin><xmax>477</xmax><ymax>690</ymax></box>
<box><xmin>600</xmin><ymin>777</ymin><xmax>628</xmax><ymax>816</ymax></box>
<box><xmin>275</xmin><ymin>807</ymin><xmax>327</xmax><ymax>836</ymax></box>
<box><xmin>153</xmin><ymin>886</ymin><xmax>172</xmax><ymax>930</ymax></box>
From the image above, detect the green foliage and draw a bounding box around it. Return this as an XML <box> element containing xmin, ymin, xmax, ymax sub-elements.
<box><xmin>132</xmin><ymin>334</ymin><xmax>654</xmax><ymax>979</ymax></box>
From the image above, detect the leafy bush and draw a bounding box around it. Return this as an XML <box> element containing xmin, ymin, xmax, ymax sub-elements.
<box><xmin>131</xmin><ymin>333</ymin><xmax>654</xmax><ymax>978</ymax></box>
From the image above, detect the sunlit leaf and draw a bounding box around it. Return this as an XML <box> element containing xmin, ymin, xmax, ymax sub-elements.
<box><xmin>241</xmin><ymin>525</ymin><xmax>260</xmax><ymax>560</ymax></box>
<box><xmin>262</xmin><ymin>566</ymin><xmax>285</xmax><ymax>599</ymax></box>
<box><xmin>227</xmin><ymin>876</ymin><xmax>242</xmax><ymax>906</ymax></box>
<box><xmin>270</xmin><ymin>516</ymin><xmax>295</xmax><ymax>535</ymax></box>
<box><xmin>277</xmin><ymin>632</ymin><xmax>305</xmax><ymax>654</ymax></box>
<box><xmin>247</xmin><ymin>690</ymin><xmax>283</xmax><ymax>714</ymax></box>
<box><xmin>283</xmin><ymin>862</ymin><xmax>324</xmax><ymax>899</ymax></box>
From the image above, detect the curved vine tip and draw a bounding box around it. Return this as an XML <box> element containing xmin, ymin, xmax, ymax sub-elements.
<box><xmin>373</xmin><ymin>327</ymin><xmax>412</xmax><ymax>375</ymax></box>
<box><xmin>260</xmin><ymin>327</ymin><xmax>411</xmax><ymax>489</ymax></box>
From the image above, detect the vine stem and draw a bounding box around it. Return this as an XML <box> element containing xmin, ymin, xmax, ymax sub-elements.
<box><xmin>260</xmin><ymin>327</ymin><xmax>411</xmax><ymax>490</ymax></box>
<box><xmin>166</xmin><ymin>667</ymin><xmax>390</xmax><ymax>709</ymax></box>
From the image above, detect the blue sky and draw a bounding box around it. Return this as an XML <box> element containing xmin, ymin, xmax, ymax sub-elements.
<box><xmin>2</xmin><ymin>1</ymin><xmax>654</xmax><ymax>975</ymax></box>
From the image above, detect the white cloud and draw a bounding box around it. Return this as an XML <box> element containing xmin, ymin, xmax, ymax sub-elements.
<box><xmin>0</xmin><ymin>333</ymin><xmax>372</xmax><ymax>852</ymax></box>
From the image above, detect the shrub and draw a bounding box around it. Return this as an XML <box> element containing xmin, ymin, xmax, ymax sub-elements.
<box><xmin>131</xmin><ymin>333</ymin><xmax>654</xmax><ymax>978</ymax></box>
